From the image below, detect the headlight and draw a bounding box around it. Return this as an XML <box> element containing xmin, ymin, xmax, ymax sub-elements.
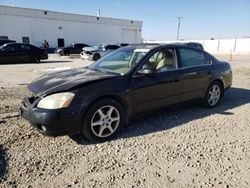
<box><xmin>37</xmin><ymin>92</ymin><xmax>75</xmax><ymax>109</ymax></box>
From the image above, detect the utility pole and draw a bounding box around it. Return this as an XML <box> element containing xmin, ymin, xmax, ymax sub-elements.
<box><xmin>176</xmin><ymin>17</ymin><xmax>183</xmax><ymax>40</ymax></box>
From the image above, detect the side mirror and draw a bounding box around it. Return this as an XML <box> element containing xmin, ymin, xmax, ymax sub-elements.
<box><xmin>138</xmin><ymin>68</ymin><xmax>155</xmax><ymax>75</ymax></box>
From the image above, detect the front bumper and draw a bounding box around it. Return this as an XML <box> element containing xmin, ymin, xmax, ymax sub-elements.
<box><xmin>20</xmin><ymin>96</ymin><xmax>82</xmax><ymax>137</ymax></box>
<box><xmin>80</xmin><ymin>52</ymin><xmax>93</xmax><ymax>60</ymax></box>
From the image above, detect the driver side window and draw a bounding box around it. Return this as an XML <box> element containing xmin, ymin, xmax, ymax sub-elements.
<box><xmin>142</xmin><ymin>48</ymin><xmax>176</xmax><ymax>73</ymax></box>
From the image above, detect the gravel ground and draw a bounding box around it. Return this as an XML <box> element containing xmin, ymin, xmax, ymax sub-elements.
<box><xmin>0</xmin><ymin>55</ymin><xmax>250</xmax><ymax>187</ymax></box>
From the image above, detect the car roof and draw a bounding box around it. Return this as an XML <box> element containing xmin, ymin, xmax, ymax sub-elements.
<box><xmin>127</xmin><ymin>43</ymin><xmax>160</xmax><ymax>49</ymax></box>
<box><xmin>128</xmin><ymin>43</ymin><xmax>205</xmax><ymax>51</ymax></box>
<box><xmin>3</xmin><ymin>42</ymin><xmax>31</xmax><ymax>45</ymax></box>
<box><xmin>2</xmin><ymin>42</ymin><xmax>16</xmax><ymax>45</ymax></box>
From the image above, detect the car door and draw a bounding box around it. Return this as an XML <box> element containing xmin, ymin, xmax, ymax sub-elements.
<box><xmin>0</xmin><ymin>44</ymin><xmax>17</xmax><ymax>63</ymax></box>
<box><xmin>128</xmin><ymin>47</ymin><xmax>181</xmax><ymax>113</ymax></box>
<box><xmin>66</xmin><ymin>46</ymin><xmax>73</xmax><ymax>54</ymax></box>
<box><xmin>18</xmin><ymin>44</ymin><xmax>32</xmax><ymax>62</ymax></box>
<box><xmin>177</xmin><ymin>47</ymin><xmax>212</xmax><ymax>101</ymax></box>
<box><xmin>71</xmin><ymin>44</ymin><xmax>83</xmax><ymax>54</ymax></box>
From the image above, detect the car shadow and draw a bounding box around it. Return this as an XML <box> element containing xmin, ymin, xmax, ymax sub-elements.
<box><xmin>70</xmin><ymin>87</ymin><xmax>250</xmax><ymax>145</ymax></box>
<box><xmin>41</xmin><ymin>60</ymin><xmax>73</xmax><ymax>64</ymax></box>
<box><xmin>0</xmin><ymin>145</ymin><xmax>7</xmax><ymax>182</ymax></box>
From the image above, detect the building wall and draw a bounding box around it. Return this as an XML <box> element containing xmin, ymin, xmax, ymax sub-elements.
<box><xmin>144</xmin><ymin>39</ymin><xmax>250</xmax><ymax>55</ymax></box>
<box><xmin>0</xmin><ymin>6</ymin><xmax>142</xmax><ymax>48</ymax></box>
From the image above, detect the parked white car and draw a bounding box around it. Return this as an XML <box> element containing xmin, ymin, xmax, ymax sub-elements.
<box><xmin>80</xmin><ymin>44</ymin><xmax>120</xmax><ymax>61</ymax></box>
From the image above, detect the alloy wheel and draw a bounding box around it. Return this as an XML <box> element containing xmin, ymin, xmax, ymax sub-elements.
<box><xmin>91</xmin><ymin>105</ymin><xmax>120</xmax><ymax>138</ymax></box>
<box><xmin>208</xmin><ymin>84</ymin><xmax>221</xmax><ymax>106</ymax></box>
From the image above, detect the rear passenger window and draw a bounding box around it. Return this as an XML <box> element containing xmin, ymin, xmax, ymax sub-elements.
<box><xmin>20</xmin><ymin>44</ymin><xmax>31</xmax><ymax>51</ymax></box>
<box><xmin>179</xmin><ymin>48</ymin><xmax>209</xmax><ymax>68</ymax></box>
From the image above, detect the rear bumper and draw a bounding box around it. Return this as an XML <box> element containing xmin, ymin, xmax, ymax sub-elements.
<box><xmin>20</xmin><ymin>97</ymin><xmax>82</xmax><ymax>137</ymax></box>
<box><xmin>41</xmin><ymin>54</ymin><xmax>48</xmax><ymax>60</ymax></box>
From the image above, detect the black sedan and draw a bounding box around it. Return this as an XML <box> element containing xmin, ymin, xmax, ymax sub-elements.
<box><xmin>0</xmin><ymin>43</ymin><xmax>48</xmax><ymax>63</ymax></box>
<box><xmin>0</xmin><ymin>39</ymin><xmax>16</xmax><ymax>46</ymax></box>
<box><xmin>20</xmin><ymin>44</ymin><xmax>232</xmax><ymax>142</ymax></box>
<box><xmin>56</xmin><ymin>43</ymin><xmax>89</xmax><ymax>56</ymax></box>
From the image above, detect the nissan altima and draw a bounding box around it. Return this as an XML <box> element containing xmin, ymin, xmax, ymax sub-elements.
<box><xmin>20</xmin><ymin>44</ymin><xmax>232</xmax><ymax>142</ymax></box>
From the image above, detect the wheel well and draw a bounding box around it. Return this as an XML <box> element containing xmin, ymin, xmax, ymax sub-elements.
<box><xmin>209</xmin><ymin>79</ymin><xmax>225</xmax><ymax>97</ymax></box>
<box><xmin>83</xmin><ymin>95</ymin><xmax>129</xmax><ymax>123</ymax></box>
<box><xmin>212</xmin><ymin>79</ymin><xmax>224</xmax><ymax>89</ymax></box>
<box><xmin>95</xmin><ymin>95</ymin><xmax>127</xmax><ymax>108</ymax></box>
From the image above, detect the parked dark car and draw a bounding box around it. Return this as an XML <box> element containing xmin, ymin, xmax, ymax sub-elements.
<box><xmin>20</xmin><ymin>44</ymin><xmax>232</xmax><ymax>142</ymax></box>
<box><xmin>56</xmin><ymin>43</ymin><xmax>89</xmax><ymax>56</ymax></box>
<box><xmin>117</xmin><ymin>43</ymin><xmax>129</xmax><ymax>47</ymax></box>
<box><xmin>0</xmin><ymin>39</ymin><xmax>16</xmax><ymax>46</ymax></box>
<box><xmin>0</xmin><ymin>43</ymin><xmax>48</xmax><ymax>63</ymax></box>
<box><xmin>80</xmin><ymin>43</ymin><xmax>120</xmax><ymax>61</ymax></box>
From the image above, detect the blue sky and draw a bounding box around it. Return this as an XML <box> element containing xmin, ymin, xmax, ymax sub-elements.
<box><xmin>0</xmin><ymin>0</ymin><xmax>249</xmax><ymax>40</ymax></box>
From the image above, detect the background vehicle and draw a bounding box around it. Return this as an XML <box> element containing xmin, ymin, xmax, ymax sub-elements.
<box><xmin>0</xmin><ymin>39</ymin><xmax>16</xmax><ymax>46</ymax></box>
<box><xmin>0</xmin><ymin>43</ymin><xmax>48</xmax><ymax>63</ymax></box>
<box><xmin>117</xmin><ymin>43</ymin><xmax>129</xmax><ymax>47</ymax></box>
<box><xmin>56</xmin><ymin>43</ymin><xmax>89</xmax><ymax>56</ymax></box>
<box><xmin>21</xmin><ymin>44</ymin><xmax>232</xmax><ymax>142</ymax></box>
<box><xmin>81</xmin><ymin>43</ymin><xmax>120</xmax><ymax>61</ymax></box>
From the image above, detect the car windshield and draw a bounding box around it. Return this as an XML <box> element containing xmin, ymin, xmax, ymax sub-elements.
<box><xmin>93</xmin><ymin>44</ymin><xmax>105</xmax><ymax>50</ymax></box>
<box><xmin>88</xmin><ymin>47</ymin><xmax>150</xmax><ymax>75</ymax></box>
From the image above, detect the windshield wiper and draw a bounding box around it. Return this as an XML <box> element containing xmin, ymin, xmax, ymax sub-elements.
<box><xmin>87</xmin><ymin>66</ymin><xmax>121</xmax><ymax>75</ymax></box>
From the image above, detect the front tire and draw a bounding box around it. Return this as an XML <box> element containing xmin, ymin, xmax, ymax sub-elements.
<box><xmin>203</xmin><ymin>81</ymin><xmax>223</xmax><ymax>108</ymax></box>
<box><xmin>81</xmin><ymin>99</ymin><xmax>125</xmax><ymax>142</ymax></box>
<box><xmin>93</xmin><ymin>53</ymin><xmax>101</xmax><ymax>61</ymax></box>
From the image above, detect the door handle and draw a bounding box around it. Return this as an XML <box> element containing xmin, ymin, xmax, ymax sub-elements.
<box><xmin>182</xmin><ymin>72</ymin><xmax>199</xmax><ymax>77</ymax></box>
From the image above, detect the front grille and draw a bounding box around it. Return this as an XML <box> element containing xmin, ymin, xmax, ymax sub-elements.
<box><xmin>22</xmin><ymin>92</ymin><xmax>40</xmax><ymax>108</ymax></box>
<box><xmin>28</xmin><ymin>96</ymin><xmax>36</xmax><ymax>104</ymax></box>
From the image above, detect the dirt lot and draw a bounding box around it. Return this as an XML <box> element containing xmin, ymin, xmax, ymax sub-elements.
<box><xmin>0</xmin><ymin>54</ymin><xmax>250</xmax><ymax>187</ymax></box>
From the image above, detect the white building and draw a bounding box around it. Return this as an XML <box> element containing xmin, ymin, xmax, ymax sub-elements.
<box><xmin>0</xmin><ymin>5</ymin><xmax>143</xmax><ymax>49</ymax></box>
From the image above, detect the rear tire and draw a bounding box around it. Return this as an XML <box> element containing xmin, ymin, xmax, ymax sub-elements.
<box><xmin>33</xmin><ymin>56</ymin><xmax>40</xmax><ymax>63</ymax></box>
<box><xmin>203</xmin><ymin>81</ymin><xmax>223</xmax><ymax>108</ymax></box>
<box><xmin>81</xmin><ymin>99</ymin><xmax>125</xmax><ymax>142</ymax></box>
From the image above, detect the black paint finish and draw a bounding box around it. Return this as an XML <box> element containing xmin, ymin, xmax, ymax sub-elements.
<box><xmin>21</xmin><ymin>44</ymin><xmax>232</xmax><ymax>136</ymax></box>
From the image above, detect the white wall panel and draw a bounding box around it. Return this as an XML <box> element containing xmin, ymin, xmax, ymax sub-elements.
<box><xmin>145</xmin><ymin>39</ymin><xmax>250</xmax><ymax>54</ymax></box>
<box><xmin>0</xmin><ymin>6</ymin><xmax>142</xmax><ymax>48</ymax></box>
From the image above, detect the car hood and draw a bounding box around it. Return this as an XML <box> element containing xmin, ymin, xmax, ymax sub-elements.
<box><xmin>28</xmin><ymin>67</ymin><xmax>119</xmax><ymax>97</ymax></box>
<box><xmin>82</xmin><ymin>47</ymin><xmax>98</xmax><ymax>52</ymax></box>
